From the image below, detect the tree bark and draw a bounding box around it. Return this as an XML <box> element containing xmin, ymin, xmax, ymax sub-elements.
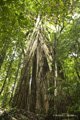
<box><xmin>30</xmin><ymin>53</ymin><xmax>37</xmax><ymax>113</ymax></box>
<box><xmin>53</xmin><ymin>33</ymin><xmax>58</xmax><ymax>114</ymax></box>
<box><xmin>36</xmin><ymin>36</ymin><xmax>50</xmax><ymax>113</ymax></box>
<box><xmin>12</xmin><ymin>62</ymin><xmax>31</xmax><ymax>109</ymax></box>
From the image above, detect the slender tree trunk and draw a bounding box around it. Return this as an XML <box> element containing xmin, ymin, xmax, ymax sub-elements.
<box><xmin>0</xmin><ymin>42</ymin><xmax>7</xmax><ymax>69</ymax></box>
<box><xmin>1</xmin><ymin>75</ymin><xmax>11</xmax><ymax>108</ymax></box>
<box><xmin>10</xmin><ymin>52</ymin><xmax>22</xmax><ymax>103</ymax></box>
<box><xmin>0</xmin><ymin>53</ymin><xmax>15</xmax><ymax>95</ymax></box>
<box><xmin>53</xmin><ymin>33</ymin><xmax>58</xmax><ymax>114</ymax></box>
<box><xmin>54</xmin><ymin>61</ymin><xmax>58</xmax><ymax>114</ymax></box>
<box><xmin>30</xmin><ymin>54</ymin><xmax>37</xmax><ymax>113</ymax></box>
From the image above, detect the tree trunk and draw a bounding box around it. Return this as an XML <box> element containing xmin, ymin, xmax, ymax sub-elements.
<box><xmin>36</xmin><ymin>37</ymin><xmax>50</xmax><ymax>113</ymax></box>
<box><xmin>9</xmin><ymin>52</ymin><xmax>22</xmax><ymax>103</ymax></box>
<box><xmin>36</xmin><ymin>38</ymin><xmax>43</xmax><ymax>112</ymax></box>
<box><xmin>0</xmin><ymin>42</ymin><xmax>7</xmax><ymax>69</ymax></box>
<box><xmin>40</xmin><ymin>58</ymin><xmax>50</xmax><ymax>113</ymax></box>
<box><xmin>53</xmin><ymin>33</ymin><xmax>58</xmax><ymax>114</ymax></box>
<box><xmin>12</xmin><ymin>62</ymin><xmax>31</xmax><ymax>109</ymax></box>
<box><xmin>11</xmin><ymin>17</ymin><xmax>52</xmax><ymax>114</ymax></box>
<box><xmin>30</xmin><ymin>53</ymin><xmax>37</xmax><ymax>113</ymax></box>
<box><xmin>0</xmin><ymin>53</ymin><xmax>15</xmax><ymax>95</ymax></box>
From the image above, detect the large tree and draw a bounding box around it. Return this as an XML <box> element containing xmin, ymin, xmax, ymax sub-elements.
<box><xmin>0</xmin><ymin>0</ymin><xmax>80</xmax><ymax>116</ymax></box>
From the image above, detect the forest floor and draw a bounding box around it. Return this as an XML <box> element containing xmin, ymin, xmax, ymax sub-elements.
<box><xmin>0</xmin><ymin>108</ymin><xmax>78</xmax><ymax>120</ymax></box>
<box><xmin>0</xmin><ymin>109</ymin><xmax>44</xmax><ymax>120</ymax></box>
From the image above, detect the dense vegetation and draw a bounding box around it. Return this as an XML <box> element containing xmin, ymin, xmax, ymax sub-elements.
<box><xmin>0</xmin><ymin>0</ymin><xmax>80</xmax><ymax>119</ymax></box>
